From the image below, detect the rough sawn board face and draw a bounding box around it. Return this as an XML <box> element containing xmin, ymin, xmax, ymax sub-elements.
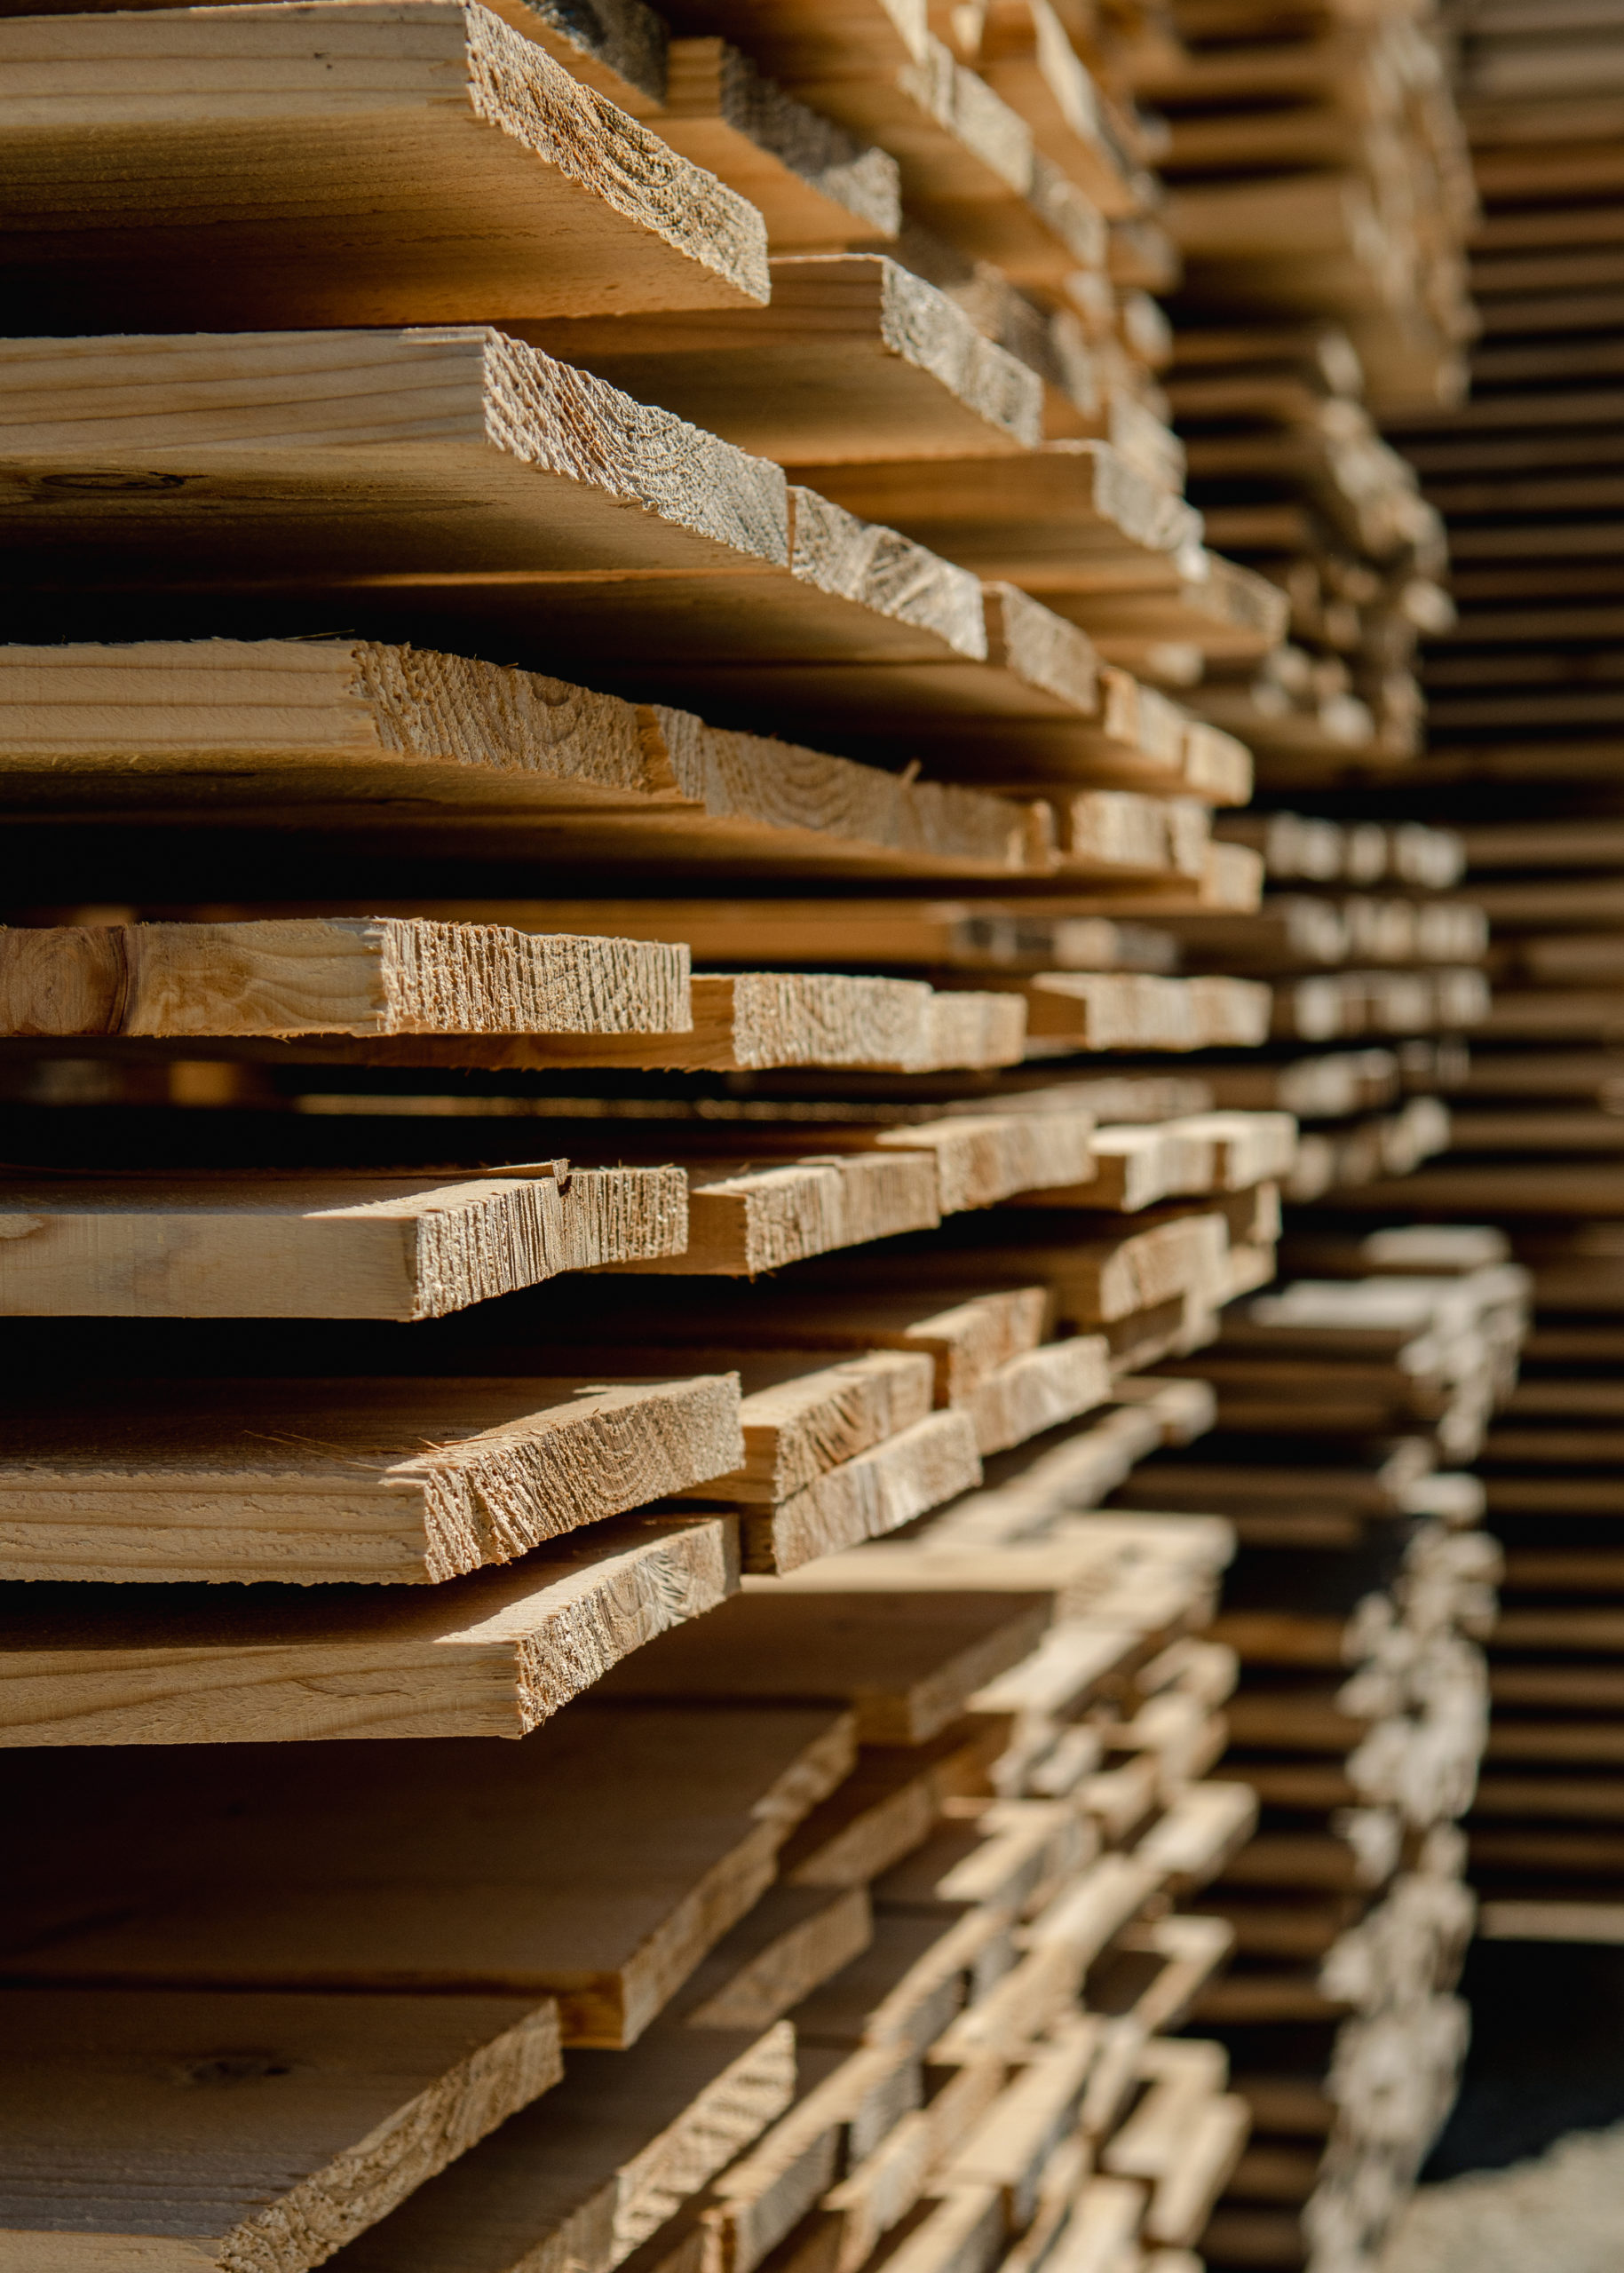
<box><xmin>0</xmin><ymin>1373</ymin><xmax>744</xmax><ymax>1583</ymax></box>
<box><xmin>0</xmin><ymin>1704</ymin><xmax>859</xmax><ymax>2046</ymax></box>
<box><xmin>0</xmin><ymin>0</ymin><xmax>771</xmax><ymax>327</ymax></box>
<box><xmin>0</xmin><ymin>1985</ymin><xmax>564</xmax><ymax>2273</ymax></box>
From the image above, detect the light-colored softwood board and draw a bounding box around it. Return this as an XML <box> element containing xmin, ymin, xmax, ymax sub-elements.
<box><xmin>0</xmin><ymin>1164</ymin><xmax>687</xmax><ymax>1318</ymax></box>
<box><xmin>0</xmin><ymin>327</ymin><xmax>794</xmax><ymax>576</ymax></box>
<box><xmin>97</xmin><ymin>972</ymin><xmax>1026</xmax><ymax>1073</ymax></box>
<box><xmin>0</xmin><ymin>1371</ymin><xmax>743</xmax><ymax>1584</ymax></box>
<box><xmin>1005</xmin><ymin>972</ymin><xmax>1273</xmax><ymax>1049</ymax></box>
<box><xmin>445</xmin><ymin>1110</ymin><xmax>1097</xmax><ymax>1214</ymax></box>
<box><xmin>0</xmin><ymin>918</ymin><xmax>691</xmax><ymax>1040</ymax></box>
<box><xmin>519</xmin><ymin>255</ymin><xmax>1043</xmax><ymax>462</ymax></box>
<box><xmin>1</xmin><ymin>1702</ymin><xmax>859</xmax><ymax>2044</ymax></box>
<box><xmin>694</xmin><ymin>2038</ymin><xmax>926</xmax><ymax>2273</ymax></box>
<box><xmin>591</xmin><ymin>1588</ymin><xmax>1054</xmax><ymax>1743</ymax></box>
<box><xmin>463</xmin><ymin>973</ymin><xmax>1027</xmax><ymax>1073</ymax></box>
<box><xmin>777</xmin><ymin>443</ymin><xmax>1202</xmax><ymax>588</ymax></box>
<box><xmin>764</xmin><ymin>1508</ymin><xmax>1233</xmax><ymax>1624</ymax></box>
<box><xmin>661</xmin><ymin>1348</ymin><xmax>936</xmax><ymax>1506</ymax></box>
<box><xmin>808</xmin><ymin>1208</ymin><xmax>1233</xmax><ymax>1328</ymax></box>
<box><xmin>963</xmin><ymin>1336</ymin><xmax>1113</xmax><ymax>1456</ymax></box>
<box><xmin>330</xmin><ymin>2020</ymin><xmax>797</xmax><ymax>2273</ymax></box>
<box><xmin>1060</xmin><ymin>555</ymin><xmax>1290</xmax><ymax>662</ymax></box>
<box><xmin>667</xmin><ymin>1882</ymin><xmax>874</xmax><ymax>2031</ymax></box>
<box><xmin>0</xmin><ymin>1985</ymin><xmax>565</xmax><ymax>2273</ymax></box>
<box><xmin>523</xmin><ymin>1280</ymin><xmax>1054</xmax><ymax>1407</ymax></box>
<box><xmin>650</xmin><ymin>42</ymin><xmax>901</xmax><ymax>253</ymax></box>
<box><xmin>787</xmin><ymin>1902</ymin><xmax>1013</xmax><ymax>2055</ymax></box>
<box><xmin>776</xmin><ymin>1722</ymin><xmax>1000</xmax><ymax>1891</ymax></box>
<box><xmin>0</xmin><ymin>643</ymin><xmax>1042</xmax><ymax>882</ymax></box>
<box><xmin>373</xmin><ymin>896</ymin><xmax>1179</xmax><ymax>971</ymax></box>
<box><xmin>0</xmin><ymin>1513</ymin><xmax>739</xmax><ymax>1746</ymax></box>
<box><xmin>0</xmin><ymin>1</ymin><xmax>772</xmax><ymax>328</ymax></box>
<box><xmin>948</xmin><ymin>5</ymin><xmax>1145</xmax><ymax>218</ymax></box>
<box><xmin>607</xmin><ymin>1151</ymin><xmax>942</xmax><ymax>1278</ymax></box>
<box><xmin>735</xmin><ymin>1409</ymin><xmax>985</xmax><ymax>1574</ymax></box>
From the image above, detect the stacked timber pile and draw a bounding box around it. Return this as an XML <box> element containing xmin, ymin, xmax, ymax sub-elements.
<box><xmin>0</xmin><ymin>0</ymin><xmax>1334</xmax><ymax>2263</ymax></box>
<box><xmin>1166</xmin><ymin>329</ymin><xmax>1454</xmax><ymax>777</ymax></box>
<box><xmin>1136</xmin><ymin>0</ymin><xmax>1477</xmax><ymax>418</ymax></box>
<box><xmin>1333</xmin><ymin>3</ymin><xmax>1624</xmax><ymax>1949</ymax></box>
<box><xmin>1161</xmin><ymin>812</ymin><xmax>1486</xmax><ymax>1207</ymax></box>
<box><xmin>1099</xmin><ymin>1247</ymin><xmax>1524</xmax><ymax>2273</ymax></box>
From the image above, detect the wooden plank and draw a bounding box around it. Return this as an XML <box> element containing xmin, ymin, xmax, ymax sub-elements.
<box><xmin>0</xmin><ymin>1371</ymin><xmax>743</xmax><ymax>1584</ymax></box>
<box><xmin>0</xmin><ymin>918</ymin><xmax>690</xmax><ymax>1040</ymax></box>
<box><xmin>595</xmin><ymin>1590</ymin><xmax>1054</xmax><ymax>1743</ymax></box>
<box><xmin>361</xmin><ymin>974</ymin><xmax>1026</xmax><ymax>1075</ymax></box>
<box><xmin>669</xmin><ymin>1884</ymin><xmax>875</xmax><ymax>2031</ymax></box>
<box><xmin>511</xmin><ymin>1281</ymin><xmax>1053</xmax><ymax>1406</ymax></box>
<box><xmin>334</xmin><ymin>2021</ymin><xmax>797</xmax><ymax>2273</ymax></box>
<box><xmin>521</xmin><ymin>256</ymin><xmax>1044</xmax><ymax>463</ymax></box>
<box><xmin>0</xmin><ymin>1986</ymin><xmax>564</xmax><ymax>2273</ymax></box>
<box><xmin>614</xmin><ymin>1151</ymin><xmax>942</xmax><ymax>1279</ymax></box>
<box><xmin>831</xmin><ymin>1209</ymin><xmax>1234</xmax><ymax>1329</ymax></box>
<box><xmin>0</xmin><ymin>1</ymin><xmax>770</xmax><ymax>327</ymax></box>
<box><xmin>963</xmin><ymin>1338</ymin><xmax>1113</xmax><ymax>1455</ymax></box>
<box><xmin>0</xmin><ymin>1513</ymin><xmax>739</xmax><ymax>1746</ymax></box>
<box><xmin>663</xmin><ymin>1350</ymin><xmax>936</xmax><ymax>1508</ymax></box>
<box><xmin>736</xmin><ymin>1412</ymin><xmax>985</xmax><ymax>1576</ymax></box>
<box><xmin>0</xmin><ymin>1164</ymin><xmax>686</xmax><ymax>1318</ymax></box>
<box><xmin>646</xmin><ymin>43</ymin><xmax>902</xmax><ymax>254</ymax></box>
<box><xmin>780</xmin><ymin>1728</ymin><xmax>1002</xmax><ymax>1890</ymax></box>
<box><xmin>1014</xmin><ymin>971</ymin><xmax>1271</xmax><ymax>1049</ymax></box>
<box><xmin>1</xmin><ymin>1702</ymin><xmax>858</xmax><ymax>2044</ymax></box>
<box><xmin>779</xmin><ymin>444</ymin><xmax>1201</xmax><ymax>594</ymax></box>
<box><xmin>700</xmin><ymin>2039</ymin><xmax>925</xmax><ymax>2273</ymax></box>
<box><xmin>0</xmin><ymin>644</ymin><xmax>1040</xmax><ymax>881</ymax></box>
<box><xmin>414</xmin><ymin>897</ymin><xmax>1176</xmax><ymax>971</ymax></box>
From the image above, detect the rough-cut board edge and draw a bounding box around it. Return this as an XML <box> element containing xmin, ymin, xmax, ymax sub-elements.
<box><xmin>606</xmin><ymin>1153</ymin><xmax>942</xmax><ymax>1279</ymax></box>
<box><xmin>0</xmin><ymin>1987</ymin><xmax>566</xmax><ymax>2273</ymax></box>
<box><xmin>788</xmin><ymin>487</ymin><xmax>987</xmax><ymax>660</ymax></box>
<box><xmin>0</xmin><ymin>920</ymin><xmax>693</xmax><ymax>1041</ymax></box>
<box><xmin>0</xmin><ymin>1</ymin><xmax>772</xmax><ymax>318</ymax></box>
<box><xmin>663</xmin><ymin>1350</ymin><xmax>935</xmax><ymax>1508</ymax></box>
<box><xmin>656</xmin><ymin>49</ymin><xmax>904</xmax><ymax>248</ymax></box>
<box><xmin>0</xmin><ymin>1165</ymin><xmax>689</xmax><ymax>1319</ymax></box>
<box><xmin>0</xmin><ymin>1372</ymin><xmax>746</xmax><ymax>1587</ymax></box>
<box><xmin>0</xmin><ymin>1514</ymin><xmax>741</xmax><ymax>1746</ymax></box>
<box><xmin>735</xmin><ymin>1411</ymin><xmax>985</xmax><ymax>1575</ymax></box>
<box><xmin>963</xmin><ymin>1336</ymin><xmax>1113</xmax><ymax>1456</ymax></box>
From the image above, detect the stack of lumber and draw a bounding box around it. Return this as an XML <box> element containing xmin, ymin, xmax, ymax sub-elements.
<box><xmin>0</xmin><ymin>0</ymin><xmax>1517</xmax><ymax>2261</ymax></box>
<box><xmin>1150</xmin><ymin>812</ymin><xmax>1489</xmax><ymax>1207</ymax></box>
<box><xmin>1336</xmin><ymin>3</ymin><xmax>1624</xmax><ymax>1950</ymax></box>
<box><xmin>0</xmin><ymin>0</ymin><xmax>1274</xmax><ymax>2263</ymax></box>
<box><xmin>0</xmin><ymin>1466</ymin><xmax>1254</xmax><ymax>2273</ymax></box>
<box><xmin>1134</xmin><ymin>0</ymin><xmax>1477</xmax><ymax>417</ymax></box>
<box><xmin>1166</xmin><ymin>326</ymin><xmax>1454</xmax><ymax>777</ymax></box>
<box><xmin>1097</xmin><ymin>1253</ymin><xmax>1524</xmax><ymax>2271</ymax></box>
